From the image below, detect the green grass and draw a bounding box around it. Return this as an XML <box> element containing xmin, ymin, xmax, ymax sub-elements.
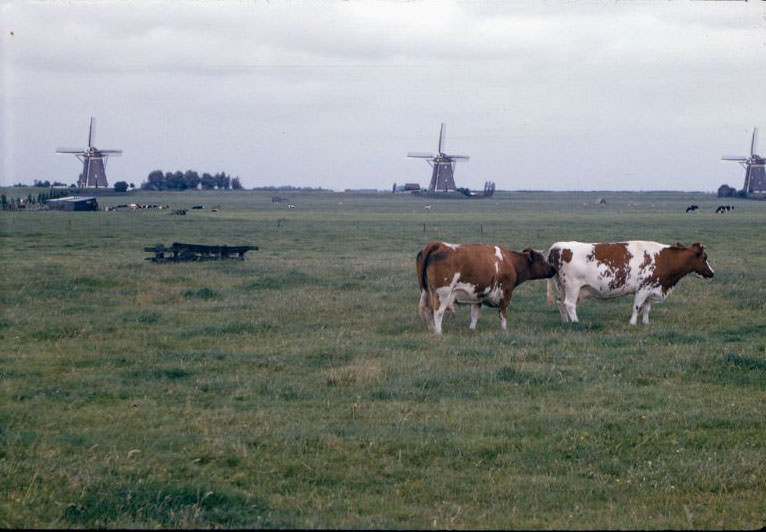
<box><xmin>1</xmin><ymin>189</ymin><xmax>765</xmax><ymax>528</ymax></box>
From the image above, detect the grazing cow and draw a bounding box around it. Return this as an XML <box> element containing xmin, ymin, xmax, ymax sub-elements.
<box><xmin>715</xmin><ymin>205</ymin><xmax>733</xmax><ymax>214</ymax></box>
<box><xmin>685</xmin><ymin>204</ymin><xmax>699</xmax><ymax>213</ymax></box>
<box><xmin>416</xmin><ymin>241</ymin><xmax>556</xmax><ymax>335</ymax></box>
<box><xmin>546</xmin><ymin>241</ymin><xmax>714</xmax><ymax>325</ymax></box>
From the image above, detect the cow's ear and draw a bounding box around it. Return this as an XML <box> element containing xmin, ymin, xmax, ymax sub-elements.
<box><xmin>522</xmin><ymin>248</ymin><xmax>534</xmax><ymax>262</ymax></box>
<box><xmin>691</xmin><ymin>242</ymin><xmax>703</xmax><ymax>256</ymax></box>
<box><xmin>674</xmin><ymin>242</ymin><xmax>684</xmax><ymax>248</ymax></box>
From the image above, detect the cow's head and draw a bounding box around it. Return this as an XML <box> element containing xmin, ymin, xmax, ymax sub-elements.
<box><xmin>523</xmin><ymin>248</ymin><xmax>557</xmax><ymax>279</ymax></box>
<box><xmin>688</xmin><ymin>242</ymin><xmax>714</xmax><ymax>278</ymax></box>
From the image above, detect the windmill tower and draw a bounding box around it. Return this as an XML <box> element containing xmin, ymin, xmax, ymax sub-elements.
<box><xmin>408</xmin><ymin>123</ymin><xmax>469</xmax><ymax>192</ymax></box>
<box><xmin>722</xmin><ymin>127</ymin><xmax>766</xmax><ymax>196</ymax></box>
<box><xmin>56</xmin><ymin>117</ymin><xmax>122</xmax><ymax>188</ymax></box>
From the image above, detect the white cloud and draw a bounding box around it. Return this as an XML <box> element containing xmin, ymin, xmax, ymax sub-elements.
<box><xmin>2</xmin><ymin>0</ymin><xmax>765</xmax><ymax>190</ymax></box>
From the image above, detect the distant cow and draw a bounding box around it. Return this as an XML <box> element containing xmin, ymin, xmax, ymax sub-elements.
<box><xmin>547</xmin><ymin>241</ymin><xmax>714</xmax><ymax>325</ymax></box>
<box><xmin>416</xmin><ymin>241</ymin><xmax>556</xmax><ymax>335</ymax></box>
<box><xmin>685</xmin><ymin>204</ymin><xmax>699</xmax><ymax>213</ymax></box>
<box><xmin>715</xmin><ymin>205</ymin><xmax>733</xmax><ymax>213</ymax></box>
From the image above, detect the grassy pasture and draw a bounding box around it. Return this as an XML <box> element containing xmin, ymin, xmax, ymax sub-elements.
<box><xmin>1</xmin><ymin>189</ymin><xmax>765</xmax><ymax>529</ymax></box>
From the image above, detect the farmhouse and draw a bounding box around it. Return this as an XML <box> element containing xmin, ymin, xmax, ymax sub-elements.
<box><xmin>46</xmin><ymin>196</ymin><xmax>99</xmax><ymax>211</ymax></box>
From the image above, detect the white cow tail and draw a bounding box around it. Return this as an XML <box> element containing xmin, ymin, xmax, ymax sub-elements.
<box><xmin>546</xmin><ymin>277</ymin><xmax>555</xmax><ymax>303</ymax></box>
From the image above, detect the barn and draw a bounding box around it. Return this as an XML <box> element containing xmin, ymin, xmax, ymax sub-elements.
<box><xmin>46</xmin><ymin>196</ymin><xmax>99</xmax><ymax>211</ymax></box>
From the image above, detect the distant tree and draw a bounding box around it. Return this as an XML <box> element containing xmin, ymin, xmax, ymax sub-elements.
<box><xmin>139</xmin><ymin>169</ymin><xmax>241</xmax><ymax>191</ymax></box>
<box><xmin>113</xmin><ymin>181</ymin><xmax>129</xmax><ymax>193</ymax></box>
<box><xmin>183</xmin><ymin>170</ymin><xmax>201</xmax><ymax>190</ymax></box>
<box><xmin>214</xmin><ymin>172</ymin><xmax>230</xmax><ymax>190</ymax></box>
<box><xmin>1</xmin><ymin>195</ymin><xmax>7</xmax><ymax>210</ymax></box>
<box><xmin>200</xmin><ymin>172</ymin><xmax>216</xmax><ymax>190</ymax></box>
<box><xmin>33</xmin><ymin>179</ymin><xmax>51</xmax><ymax>187</ymax></box>
<box><xmin>129</xmin><ymin>183</ymin><xmax>135</xmax><ymax>189</ymax></box>
<box><xmin>165</xmin><ymin>171</ymin><xmax>187</xmax><ymax>190</ymax></box>
<box><xmin>143</xmin><ymin>170</ymin><xmax>166</xmax><ymax>190</ymax></box>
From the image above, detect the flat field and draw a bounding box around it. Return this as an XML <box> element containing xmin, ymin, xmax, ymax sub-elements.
<box><xmin>1</xmin><ymin>189</ymin><xmax>765</xmax><ymax>529</ymax></box>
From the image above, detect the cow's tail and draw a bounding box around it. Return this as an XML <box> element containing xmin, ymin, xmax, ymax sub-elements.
<box><xmin>545</xmin><ymin>246</ymin><xmax>558</xmax><ymax>304</ymax></box>
<box><xmin>416</xmin><ymin>241</ymin><xmax>444</xmax><ymax>294</ymax></box>
<box><xmin>416</xmin><ymin>242</ymin><xmax>443</xmax><ymax>328</ymax></box>
<box><xmin>546</xmin><ymin>278</ymin><xmax>556</xmax><ymax>304</ymax></box>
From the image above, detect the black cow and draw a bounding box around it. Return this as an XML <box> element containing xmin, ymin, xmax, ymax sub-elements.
<box><xmin>685</xmin><ymin>204</ymin><xmax>699</xmax><ymax>213</ymax></box>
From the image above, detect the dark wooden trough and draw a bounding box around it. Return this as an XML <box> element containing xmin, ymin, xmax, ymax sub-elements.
<box><xmin>144</xmin><ymin>242</ymin><xmax>258</xmax><ymax>263</ymax></box>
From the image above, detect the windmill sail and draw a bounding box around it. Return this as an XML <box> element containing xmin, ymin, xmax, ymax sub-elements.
<box><xmin>750</xmin><ymin>128</ymin><xmax>758</xmax><ymax>157</ymax></box>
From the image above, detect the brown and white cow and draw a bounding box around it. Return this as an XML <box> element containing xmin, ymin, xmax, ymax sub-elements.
<box><xmin>546</xmin><ymin>241</ymin><xmax>714</xmax><ymax>325</ymax></box>
<box><xmin>416</xmin><ymin>241</ymin><xmax>556</xmax><ymax>335</ymax></box>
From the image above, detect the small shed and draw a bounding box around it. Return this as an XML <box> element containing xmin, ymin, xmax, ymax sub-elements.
<box><xmin>46</xmin><ymin>196</ymin><xmax>99</xmax><ymax>211</ymax></box>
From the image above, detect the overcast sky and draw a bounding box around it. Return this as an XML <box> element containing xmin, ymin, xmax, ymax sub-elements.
<box><xmin>1</xmin><ymin>0</ymin><xmax>765</xmax><ymax>191</ymax></box>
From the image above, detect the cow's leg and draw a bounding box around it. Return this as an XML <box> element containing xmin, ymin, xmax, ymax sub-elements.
<box><xmin>432</xmin><ymin>292</ymin><xmax>445</xmax><ymax>335</ymax></box>
<box><xmin>469</xmin><ymin>304</ymin><xmax>481</xmax><ymax>330</ymax></box>
<box><xmin>432</xmin><ymin>286</ymin><xmax>456</xmax><ymax>336</ymax></box>
<box><xmin>563</xmin><ymin>285</ymin><xmax>580</xmax><ymax>323</ymax></box>
<box><xmin>630</xmin><ymin>292</ymin><xmax>650</xmax><ymax>325</ymax></box>
<box><xmin>498</xmin><ymin>293</ymin><xmax>512</xmax><ymax>331</ymax></box>
<box><xmin>418</xmin><ymin>290</ymin><xmax>434</xmax><ymax>330</ymax></box>
<box><xmin>641</xmin><ymin>302</ymin><xmax>652</xmax><ymax>324</ymax></box>
<box><xmin>554</xmin><ymin>277</ymin><xmax>569</xmax><ymax>323</ymax></box>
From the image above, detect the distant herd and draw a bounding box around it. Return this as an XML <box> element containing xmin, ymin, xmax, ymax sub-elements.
<box><xmin>686</xmin><ymin>204</ymin><xmax>734</xmax><ymax>213</ymax></box>
<box><xmin>416</xmin><ymin>239</ymin><xmax>714</xmax><ymax>335</ymax></box>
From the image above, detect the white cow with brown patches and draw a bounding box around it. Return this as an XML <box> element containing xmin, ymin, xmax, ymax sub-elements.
<box><xmin>416</xmin><ymin>241</ymin><xmax>556</xmax><ymax>335</ymax></box>
<box><xmin>546</xmin><ymin>241</ymin><xmax>714</xmax><ymax>325</ymax></box>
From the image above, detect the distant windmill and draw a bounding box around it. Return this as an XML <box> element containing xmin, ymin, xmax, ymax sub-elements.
<box><xmin>722</xmin><ymin>127</ymin><xmax>766</xmax><ymax>196</ymax></box>
<box><xmin>408</xmin><ymin>123</ymin><xmax>469</xmax><ymax>192</ymax></box>
<box><xmin>56</xmin><ymin>117</ymin><xmax>122</xmax><ymax>188</ymax></box>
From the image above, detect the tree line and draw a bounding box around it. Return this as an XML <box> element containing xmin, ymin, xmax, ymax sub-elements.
<box><xmin>1</xmin><ymin>188</ymin><xmax>70</xmax><ymax>211</ymax></box>
<box><xmin>140</xmin><ymin>170</ymin><xmax>243</xmax><ymax>191</ymax></box>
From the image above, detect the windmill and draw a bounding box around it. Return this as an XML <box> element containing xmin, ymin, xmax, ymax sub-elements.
<box><xmin>408</xmin><ymin>123</ymin><xmax>469</xmax><ymax>192</ymax></box>
<box><xmin>56</xmin><ymin>117</ymin><xmax>122</xmax><ymax>188</ymax></box>
<box><xmin>722</xmin><ymin>127</ymin><xmax>766</xmax><ymax>196</ymax></box>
